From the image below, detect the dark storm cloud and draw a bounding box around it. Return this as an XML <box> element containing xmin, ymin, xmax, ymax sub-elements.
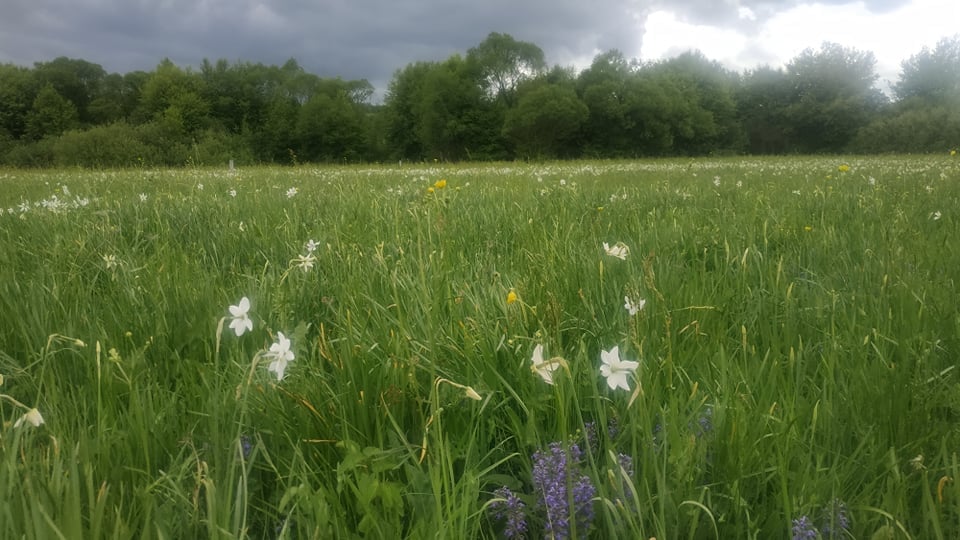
<box><xmin>0</xmin><ymin>0</ymin><xmax>920</xmax><ymax>95</ymax></box>
<box><xmin>0</xmin><ymin>0</ymin><xmax>649</xmax><ymax>95</ymax></box>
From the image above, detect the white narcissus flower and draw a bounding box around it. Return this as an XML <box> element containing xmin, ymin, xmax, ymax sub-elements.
<box><xmin>102</xmin><ymin>254</ymin><xmax>118</xmax><ymax>270</ymax></box>
<box><xmin>228</xmin><ymin>297</ymin><xmax>253</xmax><ymax>337</ymax></box>
<box><xmin>14</xmin><ymin>408</ymin><xmax>45</xmax><ymax>428</ymax></box>
<box><xmin>599</xmin><ymin>346</ymin><xmax>639</xmax><ymax>392</ymax></box>
<box><xmin>624</xmin><ymin>296</ymin><xmax>646</xmax><ymax>316</ymax></box>
<box><xmin>603</xmin><ymin>242</ymin><xmax>629</xmax><ymax>260</ymax></box>
<box><xmin>267</xmin><ymin>332</ymin><xmax>295</xmax><ymax>381</ymax></box>
<box><xmin>530</xmin><ymin>344</ymin><xmax>560</xmax><ymax>385</ymax></box>
<box><xmin>295</xmin><ymin>254</ymin><xmax>316</xmax><ymax>272</ymax></box>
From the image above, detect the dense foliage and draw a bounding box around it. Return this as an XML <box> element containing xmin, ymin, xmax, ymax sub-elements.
<box><xmin>0</xmin><ymin>32</ymin><xmax>958</xmax><ymax>166</ymax></box>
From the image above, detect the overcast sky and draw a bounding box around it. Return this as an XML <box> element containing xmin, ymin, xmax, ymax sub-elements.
<box><xmin>1</xmin><ymin>0</ymin><xmax>957</xmax><ymax>98</ymax></box>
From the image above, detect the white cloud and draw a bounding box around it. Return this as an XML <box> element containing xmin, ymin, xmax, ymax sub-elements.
<box><xmin>641</xmin><ymin>10</ymin><xmax>749</xmax><ymax>65</ymax></box>
<box><xmin>639</xmin><ymin>0</ymin><xmax>960</xmax><ymax>90</ymax></box>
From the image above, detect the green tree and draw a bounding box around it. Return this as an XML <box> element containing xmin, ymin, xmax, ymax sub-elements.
<box><xmin>86</xmin><ymin>73</ymin><xmax>126</xmax><ymax>125</ymax></box>
<box><xmin>295</xmin><ymin>92</ymin><xmax>365</xmax><ymax>162</ymax></box>
<box><xmin>783</xmin><ymin>42</ymin><xmax>884</xmax><ymax>152</ymax></box>
<box><xmin>0</xmin><ymin>63</ymin><xmax>36</xmax><ymax>139</ymax></box>
<box><xmin>467</xmin><ymin>32</ymin><xmax>546</xmax><ymax>106</ymax></box>
<box><xmin>736</xmin><ymin>66</ymin><xmax>794</xmax><ymax>154</ymax></box>
<box><xmin>361</xmin><ymin>105</ymin><xmax>390</xmax><ymax>162</ymax></box>
<box><xmin>273</xmin><ymin>58</ymin><xmax>323</xmax><ymax>105</ymax></box>
<box><xmin>384</xmin><ymin>62</ymin><xmax>436</xmax><ymax>160</ymax></box>
<box><xmin>200</xmin><ymin>59</ymin><xmax>267</xmax><ymax>135</ymax></box>
<box><xmin>25</xmin><ymin>83</ymin><xmax>78</xmax><ymax>140</ymax></box>
<box><xmin>577</xmin><ymin>50</ymin><xmax>704</xmax><ymax>157</ymax></box>
<box><xmin>893</xmin><ymin>35</ymin><xmax>960</xmax><ymax>106</ymax></box>
<box><xmin>314</xmin><ymin>77</ymin><xmax>374</xmax><ymax>105</ymax></box>
<box><xmin>248</xmin><ymin>95</ymin><xmax>297</xmax><ymax>163</ymax></box>
<box><xmin>622</xmin><ymin>72</ymin><xmax>698</xmax><ymax>156</ymax></box>
<box><xmin>32</xmin><ymin>57</ymin><xmax>106</xmax><ymax>125</ymax></box>
<box><xmin>138</xmin><ymin>59</ymin><xmax>210</xmax><ymax>137</ymax></box>
<box><xmin>414</xmin><ymin>56</ymin><xmax>496</xmax><ymax>161</ymax></box>
<box><xmin>577</xmin><ymin>50</ymin><xmax>637</xmax><ymax>156</ymax></box>
<box><xmin>244</xmin><ymin>60</ymin><xmax>310</xmax><ymax>162</ymax></box>
<box><xmin>119</xmin><ymin>71</ymin><xmax>152</xmax><ymax>124</ymax></box>
<box><xmin>503</xmin><ymin>82</ymin><xmax>587</xmax><ymax>159</ymax></box>
<box><xmin>649</xmin><ymin>51</ymin><xmax>744</xmax><ymax>154</ymax></box>
<box><xmin>851</xmin><ymin>35</ymin><xmax>960</xmax><ymax>153</ymax></box>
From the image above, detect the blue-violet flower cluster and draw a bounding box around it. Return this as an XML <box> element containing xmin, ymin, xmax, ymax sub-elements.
<box><xmin>490</xmin><ymin>487</ymin><xmax>527</xmax><ymax>539</ymax></box>
<box><xmin>532</xmin><ymin>442</ymin><xmax>596</xmax><ymax>540</ymax></box>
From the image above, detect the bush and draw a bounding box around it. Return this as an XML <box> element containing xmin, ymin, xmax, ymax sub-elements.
<box><xmin>187</xmin><ymin>129</ymin><xmax>255</xmax><ymax>167</ymax></box>
<box><xmin>2</xmin><ymin>138</ymin><xmax>56</xmax><ymax>167</ymax></box>
<box><xmin>134</xmin><ymin>121</ymin><xmax>189</xmax><ymax>166</ymax></box>
<box><xmin>53</xmin><ymin>122</ymin><xmax>152</xmax><ymax>168</ymax></box>
<box><xmin>849</xmin><ymin>104</ymin><xmax>960</xmax><ymax>153</ymax></box>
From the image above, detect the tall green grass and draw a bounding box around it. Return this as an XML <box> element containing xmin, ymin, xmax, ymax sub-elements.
<box><xmin>0</xmin><ymin>156</ymin><xmax>958</xmax><ymax>538</ymax></box>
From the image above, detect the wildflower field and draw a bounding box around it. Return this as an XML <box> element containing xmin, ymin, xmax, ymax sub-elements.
<box><xmin>1</xmin><ymin>156</ymin><xmax>959</xmax><ymax>539</ymax></box>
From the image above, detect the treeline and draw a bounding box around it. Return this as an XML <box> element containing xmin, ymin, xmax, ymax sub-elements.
<box><xmin>1</xmin><ymin>32</ymin><xmax>958</xmax><ymax>167</ymax></box>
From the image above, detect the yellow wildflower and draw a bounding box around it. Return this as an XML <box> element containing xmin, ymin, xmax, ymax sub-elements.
<box><xmin>426</xmin><ymin>187</ymin><xmax>435</xmax><ymax>194</ymax></box>
<box><xmin>838</xmin><ymin>164</ymin><xmax>850</xmax><ymax>172</ymax></box>
<box><xmin>506</xmin><ymin>290</ymin><xmax>517</xmax><ymax>304</ymax></box>
<box><xmin>434</xmin><ymin>179</ymin><xmax>447</xmax><ymax>189</ymax></box>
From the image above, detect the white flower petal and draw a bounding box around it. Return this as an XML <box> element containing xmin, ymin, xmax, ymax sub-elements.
<box><xmin>603</xmin><ymin>242</ymin><xmax>630</xmax><ymax>260</ymax></box>
<box><xmin>599</xmin><ymin>346</ymin><xmax>639</xmax><ymax>392</ymax></box>
<box><xmin>268</xmin><ymin>358</ymin><xmax>287</xmax><ymax>381</ymax></box>
<box><xmin>530</xmin><ymin>344</ymin><xmax>558</xmax><ymax>385</ymax></box>
<box><xmin>601</xmin><ymin>346</ymin><xmax>620</xmax><ymax>366</ymax></box>
<box><xmin>14</xmin><ymin>408</ymin><xmax>45</xmax><ymax>428</ymax></box>
<box><xmin>229</xmin><ymin>297</ymin><xmax>250</xmax><ymax>317</ymax></box>
<box><xmin>531</xmin><ymin>344</ymin><xmax>544</xmax><ymax>365</ymax></box>
<box><xmin>266</xmin><ymin>333</ymin><xmax>295</xmax><ymax>379</ymax></box>
<box><xmin>606</xmin><ymin>372</ymin><xmax>629</xmax><ymax>391</ymax></box>
<box><xmin>229</xmin><ymin>316</ymin><xmax>253</xmax><ymax>337</ymax></box>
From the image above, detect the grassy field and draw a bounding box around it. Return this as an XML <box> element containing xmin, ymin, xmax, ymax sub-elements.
<box><xmin>0</xmin><ymin>156</ymin><xmax>958</xmax><ymax>539</ymax></box>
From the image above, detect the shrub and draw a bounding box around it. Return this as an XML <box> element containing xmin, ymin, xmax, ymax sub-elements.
<box><xmin>187</xmin><ymin>129</ymin><xmax>255</xmax><ymax>167</ymax></box>
<box><xmin>2</xmin><ymin>138</ymin><xmax>55</xmax><ymax>167</ymax></box>
<box><xmin>849</xmin><ymin>104</ymin><xmax>960</xmax><ymax>153</ymax></box>
<box><xmin>134</xmin><ymin>120</ymin><xmax>189</xmax><ymax>166</ymax></box>
<box><xmin>53</xmin><ymin>122</ymin><xmax>152</xmax><ymax>168</ymax></box>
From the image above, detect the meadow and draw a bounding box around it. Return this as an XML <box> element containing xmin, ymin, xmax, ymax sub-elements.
<box><xmin>0</xmin><ymin>156</ymin><xmax>958</xmax><ymax>539</ymax></box>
